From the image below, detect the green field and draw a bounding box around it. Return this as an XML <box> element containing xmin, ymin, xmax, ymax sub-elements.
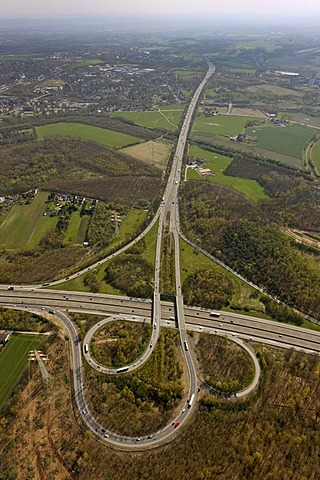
<box><xmin>0</xmin><ymin>334</ymin><xmax>43</xmax><ymax>408</ymax></box>
<box><xmin>72</xmin><ymin>59</ymin><xmax>103</xmax><ymax>68</ymax></box>
<box><xmin>237</xmin><ymin>41</ymin><xmax>281</xmax><ymax>52</ymax></box>
<box><xmin>65</xmin><ymin>210</ymin><xmax>88</xmax><ymax>244</ymax></box>
<box><xmin>36</xmin><ymin>123</ymin><xmax>141</xmax><ymax>149</ymax></box>
<box><xmin>77</xmin><ymin>215</ymin><xmax>90</xmax><ymax>244</ymax></box>
<box><xmin>192</xmin><ymin>114</ymin><xmax>261</xmax><ymax>139</ymax></box>
<box><xmin>0</xmin><ymin>192</ymin><xmax>51</xmax><ymax>249</ymax></box>
<box><xmin>27</xmin><ymin>215</ymin><xmax>59</xmax><ymax>249</ymax></box>
<box><xmin>109</xmin><ymin>106</ymin><xmax>184</xmax><ymax>131</ymax></box>
<box><xmin>187</xmin><ymin>146</ymin><xmax>267</xmax><ymax>202</ymax></box>
<box><xmin>246</xmin><ymin>123</ymin><xmax>317</xmax><ymax>159</ymax></box>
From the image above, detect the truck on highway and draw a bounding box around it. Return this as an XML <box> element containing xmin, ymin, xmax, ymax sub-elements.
<box><xmin>116</xmin><ymin>367</ymin><xmax>129</xmax><ymax>373</ymax></box>
<box><xmin>210</xmin><ymin>311</ymin><xmax>220</xmax><ymax>318</ymax></box>
<box><xmin>184</xmin><ymin>341</ymin><xmax>189</xmax><ymax>351</ymax></box>
<box><xmin>84</xmin><ymin>344</ymin><xmax>88</xmax><ymax>354</ymax></box>
<box><xmin>188</xmin><ymin>393</ymin><xmax>195</xmax><ymax>408</ymax></box>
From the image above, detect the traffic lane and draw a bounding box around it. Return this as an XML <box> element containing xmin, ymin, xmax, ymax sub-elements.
<box><xmin>183</xmin><ymin>313</ymin><xmax>320</xmax><ymax>347</ymax></box>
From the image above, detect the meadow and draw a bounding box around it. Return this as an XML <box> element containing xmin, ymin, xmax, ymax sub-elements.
<box><xmin>187</xmin><ymin>145</ymin><xmax>267</xmax><ymax>202</ymax></box>
<box><xmin>109</xmin><ymin>105</ymin><xmax>184</xmax><ymax>131</ymax></box>
<box><xmin>120</xmin><ymin>139</ymin><xmax>172</xmax><ymax>170</ymax></box>
<box><xmin>0</xmin><ymin>192</ymin><xmax>50</xmax><ymax>249</ymax></box>
<box><xmin>65</xmin><ymin>210</ymin><xmax>89</xmax><ymax>244</ymax></box>
<box><xmin>246</xmin><ymin>123</ymin><xmax>317</xmax><ymax>159</ymax></box>
<box><xmin>192</xmin><ymin>113</ymin><xmax>261</xmax><ymax>139</ymax></box>
<box><xmin>36</xmin><ymin>122</ymin><xmax>141</xmax><ymax>149</ymax></box>
<box><xmin>0</xmin><ymin>334</ymin><xmax>43</xmax><ymax>408</ymax></box>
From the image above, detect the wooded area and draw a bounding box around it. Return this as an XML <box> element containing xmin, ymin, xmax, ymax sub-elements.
<box><xmin>180</xmin><ymin>182</ymin><xmax>320</xmax><ymax>318</ymax></box>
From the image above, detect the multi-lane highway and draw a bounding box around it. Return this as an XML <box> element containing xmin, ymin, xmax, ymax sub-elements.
<box><xmin>0</xmin><ymin>62</ymin><xmax>218</xmax><ymax>449</ymax></box>
<box><xmin>1</xmin><ymin>289</ymin><xmax>320</xmax><ymax>354</ymax></box>
<box><xmin>1</xmin><ymin>60</ymin><xmax>319</xmax><ymax>450</ymax></box>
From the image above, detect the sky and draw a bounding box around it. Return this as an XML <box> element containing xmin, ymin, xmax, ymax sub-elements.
<box><xmin>1</xmin><ymin>0</ymin><xmax>319</xmax><ymax>18</ymax></box>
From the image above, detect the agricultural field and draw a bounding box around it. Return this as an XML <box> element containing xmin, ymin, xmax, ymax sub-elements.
<box><xmin>36</xmin><ymin>122</ymin><xmax>141</xmax><ymax>149</ymax></box>
<box><xmin>27</xmin><ymin>214</ymin><xmax>59</xmax><ymax>249</ymax></box>
<box><xmin>245</xmin><ymin>83</ymin><xmax>304</xmax><ymax>98</ymax></box>
<box><xmin>65</xmin><ymin>210</ymin><xmax>89</xmax><ymax>244</ymax></box>
<box><xmin>230</xmin><ymin>107</ymin><xmax>265</xmax><ymax>117</ymax></box>
<box><xmin>109</xmin><ymin>105</ymin><xmax>184</xmax><ymax>131</ymax></box>
<box><xmin>120</xmin><ymin>139</ymin><xmax>172</xmax><ymax>170</ymax></box>
<box><xmin>0</xmin><ymin>191</ymin><xmax>53</xmax><ymax>249</ymax></box>
<box><xmin>187</xmin><ymin>145</ymin><xmax>267</xmax><ymax>202</ymax></box>
<box><xmin>0</xmin><ymin>334</ymin><xmax>43</xmax><ymax>408</ymax></box>
<box><xmin>192</xmin><ymin>113</ymin><xmax>261</xmax><ymax>140</ymax></box>
<box><xmin>236</xmin><ymin>41</ymin><xmax>281</xmax><ymax>52</ymax></box>
<box><xmin>245</xmin><ymin>123</ymin><xmax>317</xmax><ymax>160</ymax></box>
<box><xmin>71</xmin><ymin>59</ymin><xmax>103</xmax><ymax>68</ymax></box>
<box><xmin>279</xmin><ymin>112</ymin><xmax>320</xmax><ymax>128</ymax></box>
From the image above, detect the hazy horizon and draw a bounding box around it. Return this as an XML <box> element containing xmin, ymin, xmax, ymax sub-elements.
<box><xmin>2</xmin><ymin>0</ymin><xmax>320</xmax><ymax>19</ymax></box>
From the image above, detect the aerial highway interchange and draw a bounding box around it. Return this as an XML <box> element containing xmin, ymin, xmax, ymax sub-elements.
<box><xmin>1</xmin><ymin>61</ymin><xmax>320</xmax><ymax>450</ymax></box>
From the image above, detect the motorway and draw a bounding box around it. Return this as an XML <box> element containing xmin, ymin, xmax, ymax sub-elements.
<box><xmin>1</xmin><ymin>289</ymin><xmax>320</xmax><ymax>354</ymax></box>
<box><xmin>2</xmin><ymin>59</ymin><xmax>319</xmax><ymax>449</ymax></box>
<box><xmin>0</xmin><ymin>62</ymin><xmax>218</xmax><ymax>450</ymax></box>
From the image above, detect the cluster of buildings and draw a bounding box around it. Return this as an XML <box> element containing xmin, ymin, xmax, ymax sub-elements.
<box><xmin>0</xmin><ymin>48</ymin><xmax>189</xmax><ymax>118</ymax></box>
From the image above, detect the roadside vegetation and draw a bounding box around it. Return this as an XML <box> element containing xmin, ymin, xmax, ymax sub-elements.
<box><xmin>0</xmin><ymin>308</ymin><xmax>50</xmax><ymax>332</ymax></box>
<box><xmin>160</xmin><ymin>229</ymin><xmax>176</xmax><ymax>295</ymax></box>
<box><xmin>196</xmin><ymin>334</ymin><xmax>255</xmax><ymax>393</ymax></box>
<box><xmin>90</xmin><ymin>320</ymin><xmax>152</xmax><ymax>368</ymax></box>
<box><xmin>183</xmin><ymin>269</ymin><xmax>233</xmax><ymax>310</ymax></box>
<box><xmin>58</xmin><ymin>219</ymin><xmax>158</xmax><ymax>294</ymax></box>
<box><xmin>85</xmin><ymin>328</ymin><xmax>184</xmax><ymax>436</ymax></box>
<box><xmin>105</xmin><ymin>255</ymin><xmax>154</xmax><ymax>298</ymax></box>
